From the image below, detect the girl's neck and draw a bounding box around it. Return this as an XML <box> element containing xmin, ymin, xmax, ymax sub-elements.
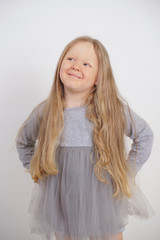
<box><xmin>64</xmin><ymin>102</ymin><xmax>86</xmax><ymax>108</ymax></box>
<box><xmin>63</xmin><ymin>97</ymin><xmax>87</xmax><ymax>109</ymax></box>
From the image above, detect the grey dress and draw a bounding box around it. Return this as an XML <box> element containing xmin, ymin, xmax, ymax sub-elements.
<box><xmin>16</xmin><ymin>100</ymin><xmax>154</xmax><ymax>240</ymax></box>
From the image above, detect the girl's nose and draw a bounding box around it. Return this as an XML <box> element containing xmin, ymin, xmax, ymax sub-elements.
<box><xmin>72</xmin><ymin>62</ymin><xmax>80</xmax><ymax>71</ymax></box>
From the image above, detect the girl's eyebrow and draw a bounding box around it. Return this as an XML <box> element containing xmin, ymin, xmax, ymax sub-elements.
<box><xmin>66</xmin><ymin>55</ymin><xmax>95</xmax><ymax>66</ymax></box>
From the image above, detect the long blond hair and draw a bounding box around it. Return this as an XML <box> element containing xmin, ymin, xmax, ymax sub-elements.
<box><xmin>16</xmin><ymin>36</ymin><xmax>137</xmax><ymax>199</ymax></box>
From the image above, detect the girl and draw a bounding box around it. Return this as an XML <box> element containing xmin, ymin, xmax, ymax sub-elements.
<box><xmin>16</xmin><ymin>36</ymin><xmax>154</xmax><ymax>240</ymax></box>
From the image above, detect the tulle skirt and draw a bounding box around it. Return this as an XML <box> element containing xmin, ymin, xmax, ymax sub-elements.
<box><xmin>28</xmin><ymin>146</ymin><xmax>155</xmax><ymax>240</ymax></box>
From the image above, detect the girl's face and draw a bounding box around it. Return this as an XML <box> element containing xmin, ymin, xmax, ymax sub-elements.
<box><xmin>60</xmin><ymin>41</ymin><xmax>98</xmax><ymax>95</ymax></box>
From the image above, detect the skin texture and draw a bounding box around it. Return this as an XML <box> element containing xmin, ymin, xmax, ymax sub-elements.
<box><xmin>54</xmin><ymin>232</ymin><xmax>123</xmax><ymax>240</ymax></box>
<box><xmin>60</xmin><ymin>41</ymin><xmax>98</xmax><ymax>108</ymax></box>
<box><xmin>111</xmin><ymin>233</ymin><xmax>123</xmax><ymax>240</ymax></box>
<box><xmin>89</xmin><ymin>233</ymin><xmax>123</xmax><ymax>240</ymax></box>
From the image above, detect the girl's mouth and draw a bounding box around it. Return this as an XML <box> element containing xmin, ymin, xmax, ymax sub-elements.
<box><xmin>67</xmin><ymin>73</ymin><xmax>81</xmax><ymax>79</ymax></box>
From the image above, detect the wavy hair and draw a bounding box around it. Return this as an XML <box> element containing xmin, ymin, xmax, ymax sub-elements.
<box><xmin>16</xmin><ymin>36</ymin><xmax>137</xmax><ymax>199</ymax></box>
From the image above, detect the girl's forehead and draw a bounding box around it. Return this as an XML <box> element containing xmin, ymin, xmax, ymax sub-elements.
<box><xmin>67</xmin><ymin>42</ymin><xmax>93</xmax><ymax>53</ymax></box>
<box><xmin>65</xmin><ymin>42</ymin><xmax>98</xmax><ymax>62</ymax></box>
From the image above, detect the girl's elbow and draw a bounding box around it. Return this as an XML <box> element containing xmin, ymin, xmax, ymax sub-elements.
<box><xmin>145</xmin><ymin>122</ymin><xmax>154</xmax><ymax>144</ymax></box>
<box><xmin>148</xmin><ymin>126</ymin><xmax>154</xmax><ymax>145</ymax></box>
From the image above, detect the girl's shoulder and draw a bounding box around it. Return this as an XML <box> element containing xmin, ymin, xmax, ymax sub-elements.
<box><xmin>34</xmin><ymin>99</ymin><xmax>47</xmax><ymax>115</ymax></box>
<box><xmin>122</xmin><ymin>103</ymin><xmax>146</xmax><ymax>126</ymax></box>
<box><xmin>25</xmin><ymin>99</ymin><xmax>47</xmax><ymax>125</ymax></box>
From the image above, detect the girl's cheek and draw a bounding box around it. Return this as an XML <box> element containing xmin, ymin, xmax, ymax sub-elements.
<box><xmin>62</xmin><ymin>62</ymin><xmax>70</xmax><ymax>71</ymax></box>
<box><xmin>60</xmin><ymin>63</ymin><xmax>66</xmax><ymax>73</ymax></box>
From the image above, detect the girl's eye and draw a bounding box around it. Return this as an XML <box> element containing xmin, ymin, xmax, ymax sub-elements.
<box><xmin>83</xmin><ymin>63</ymin><xmax>90</xmax><ymax>67</ymax></box>
<box><xmin>67</xmin><ymin>58</ymin><xmax>90</xmax><ymax>67</ymax></box>
<box><xmin>67</xmin><ymin>58</ymin><xmax>74</xmax><ymax>61</ymax></box>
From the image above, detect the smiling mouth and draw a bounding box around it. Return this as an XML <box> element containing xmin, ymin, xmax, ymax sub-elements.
<box><xmin>67</xmin><ymin>73</ymin><xmax>81</xmax><ymax>79</ymax></box>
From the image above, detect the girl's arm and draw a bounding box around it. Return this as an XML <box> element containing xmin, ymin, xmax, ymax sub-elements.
<box><xmin>123</xmin><ymin>104</ymin><xmax>154</xmax><ymax>174</ymax></box>
<box><xmin>16</xmin><ymin>100</ymin><xmax>46</xmax><ymax>170</ymax></box>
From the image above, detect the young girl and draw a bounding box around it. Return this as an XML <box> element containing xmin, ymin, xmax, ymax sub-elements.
<box><xmin>16</xmin><ymin>36</ymin><xmax>154</xmax><ymax>240</ymax></box>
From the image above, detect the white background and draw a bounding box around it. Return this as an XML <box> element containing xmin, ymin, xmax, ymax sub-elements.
<box><xmin>0</xmin><ymin>0</ymin><xmax>159</xmax><ymax>239</ymax></box>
